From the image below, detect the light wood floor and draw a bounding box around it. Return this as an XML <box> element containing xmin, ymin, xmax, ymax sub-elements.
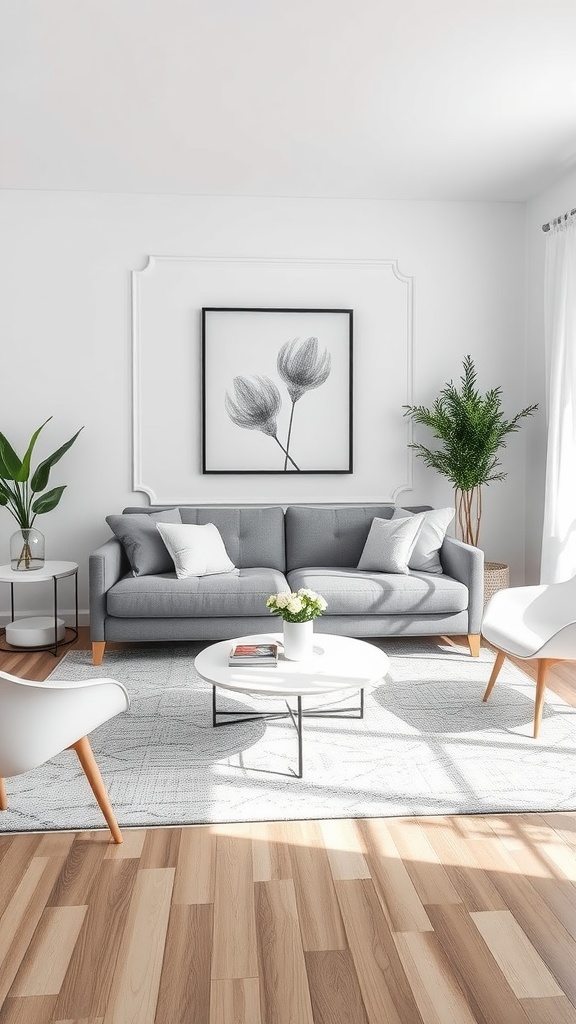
<box><xmin>1</xmin><ymin>629</ymin><xmax>575</xmax><ymax>1024</ymax></box>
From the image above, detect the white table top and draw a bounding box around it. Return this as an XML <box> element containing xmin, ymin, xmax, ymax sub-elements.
<box><xmin>194</xmin><ymin>632</ymin><xmax>389</xmax><ymax>698</ymax></box>
<box><xmin>0</xmin><ymin>561</ymin><xmax>78</xmax><ymax>583</ymax></box>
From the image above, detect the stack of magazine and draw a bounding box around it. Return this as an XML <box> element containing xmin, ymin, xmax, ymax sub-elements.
<box><xmin>228</xmin><ymin>642</ymin><xmax>279</xmax><ymax>667</ymax></box>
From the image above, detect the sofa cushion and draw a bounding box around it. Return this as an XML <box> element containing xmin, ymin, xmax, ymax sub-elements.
<box><xmin>357</xmin><ymin>515</ymin><xmax>424</xmax><ymax>574</ymax></box>
<box><xmin>106</xmin><ymin>567</ymin><xmax>289</xmax><ymax>619</ymax></box>
<box><xmin>392</xmin><ymin>506</ymin><xmax>455</xmax><ymax>574</ymax></box>
<box><xmin>105</xmin><ymin>508</ymin><xmax>182</xmax><ymax>577</ymax></box>
<box><xmin>122</xmin><ymin>505</ymin><xmax>286</xmax><ymax>571</ymax></box>
<box><xmin>285</xmin><ymin>504</ymin><xmax>432</xmax><ymax>571</ymax></box>
<box><xmin>287</xmin><ymin>567</ymin><xmax>468</xmax><ymax>616</ymax></box>
<box><xmin>156</xmin><ymin>522</ymin><xmax>236</xmax><ymax>578</ymax></box>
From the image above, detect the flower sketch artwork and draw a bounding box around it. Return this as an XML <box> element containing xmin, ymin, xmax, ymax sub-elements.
<box><xmin>202</xmin><ymin>308</ymin><xmax>353</xmax><ymax>474</ymax></box>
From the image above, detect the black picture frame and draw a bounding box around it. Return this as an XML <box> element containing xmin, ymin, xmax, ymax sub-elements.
<box><xmin>201</xmin><ymin>307</ymin><xmax>353</xmax><ymax>474</ymax></box>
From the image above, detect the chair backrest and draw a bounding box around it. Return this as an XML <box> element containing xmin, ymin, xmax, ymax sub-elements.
<box><xmin>0</xmin><ymin>670</ymin><xmax>129</xmax><ymax>778</ymax></box>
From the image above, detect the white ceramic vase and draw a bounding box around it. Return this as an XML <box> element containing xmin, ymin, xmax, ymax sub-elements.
<box><xmin>283</xmin><ymin>619</ymin><xmax>314</xmax><ymax>661</ymax></box>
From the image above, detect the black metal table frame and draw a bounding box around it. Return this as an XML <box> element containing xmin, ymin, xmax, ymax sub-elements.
<box><xmin>212</xmin><ymin>685</ymin><xmax>365</xmax><ymax>778</ymax></box>
<box><xmin>0</xmin><ymin>569</ymin><xmax>79</xmax><ymax>657</ymax></box>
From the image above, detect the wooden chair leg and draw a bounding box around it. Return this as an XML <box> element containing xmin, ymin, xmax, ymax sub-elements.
<box><xmin>0</xmin><ymin>777</ymin><xmax>7</xmax><ymax>810</ymax></box>
<box><xmin>483</xmin><ymin>649</ymin><xmax>506</xmax><ymax>703</ymax></box>
<box><xmin>468</xmin><ymin>634</ymin><xmax>481</xmax><ymax>657</ymax></box>
<box><xmin>71</xmin><ymin>735</ymin><xmax>123</xmax><ymax>844</ymax></box>
<box><xmin>533</xmin><ymin>659</ymin><xmax>553</xmax><ymax>739</ymax></box>
<box><xmin>92</xmin><ymin>641</ymin><xmax>106</xmax><ymax>666</ymax></box>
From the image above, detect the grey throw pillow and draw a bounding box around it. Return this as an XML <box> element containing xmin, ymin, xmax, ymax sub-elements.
<box><xmin>106</xmin><ymin>508</ymin><xmax>182</xmax><ymax>576</ymax></box>
<box><xmin>357</xmin><ymin>514</ymin><xmax>424</xmax><ymax>574</ymax></box>
<box><xmin>392</xmin><ymin>506</ymin><xmax>455</xmax><ymax>573</ymax></box>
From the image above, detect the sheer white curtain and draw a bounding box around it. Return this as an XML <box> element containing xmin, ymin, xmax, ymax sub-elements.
<box><xmin>540</xmin><ymin>211</ymin><xmax>576</xmax><ymax>583</ymax></box>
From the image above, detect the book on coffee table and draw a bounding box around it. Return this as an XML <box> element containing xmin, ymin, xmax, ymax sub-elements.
<box><xmin>228</xmin><ymin>642</ymin><xmax>279</xmax><ymax>666</ymax></box>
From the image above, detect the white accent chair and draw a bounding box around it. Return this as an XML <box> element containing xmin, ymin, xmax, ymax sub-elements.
<box><xmin>0</xmin><ymin>669</ymin><xmax>130</xmax><ymax>843</ymax></box>
<box><xmin>481</xmin><ymin>576</ymin><xmax>576</xmax><ymax>738</ymax></box>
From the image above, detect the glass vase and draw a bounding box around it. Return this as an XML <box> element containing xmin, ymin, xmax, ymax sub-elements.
<box><xmin>10</xmin><ymin>527</ymin><xmax>45</xmax><ymax>571</ymax></box>
<box><xmin>283</xmin><ymin>619</ymin><xmax>314</xmax><ymax>661</ymax></box>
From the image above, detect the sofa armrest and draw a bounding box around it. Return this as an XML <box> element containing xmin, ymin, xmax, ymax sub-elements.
<box><xmin>89</xmin><ymin>538</ymin><xmax>129</xmax><ymax>641</ymax></box>
<box><xmin>440</xmin><ymin>535</ymin><xmax>484</xmax><ymax>634</ymax></box>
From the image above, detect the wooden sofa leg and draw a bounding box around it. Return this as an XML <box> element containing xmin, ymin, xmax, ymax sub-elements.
<box><xmin>71</xmin><ymin>736</ymin><xmax>123</xmax><ymax>843</ymax></box>
<box><xmin>0</xmin><ymin>777</ymin><xmax>7</xmax><ymax>810</ymax></box>
<box><xmin>92</xmin><ymin>641</ymin><xmax>106</xmax><ymax>666</ymax></box>
<box><xmin>467</xmin><ymin>634</ymin><xmax>481</xmax><ymax>657</ymax></box>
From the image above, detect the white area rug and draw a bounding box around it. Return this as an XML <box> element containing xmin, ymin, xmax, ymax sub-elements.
<box><xmin>2</xmin><ymin>639</ymin><xmax>576</xmax><ymax>834</ymax></box>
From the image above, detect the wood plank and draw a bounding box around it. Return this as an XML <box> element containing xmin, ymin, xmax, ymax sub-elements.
<box><xmin>305</xmin><ymin>949</ymin><xmax>369</xmax><ymax>1024</ymax></box>
<box><xmin>54</xmin><ymin>857</ymin><xmax>139</xmax><ymax>1020</ymax></box>
<box><xmin>0</xmin><ymin>995</ymin><xmax>58</xmax><ymax>1024</ymax></box>
<box><xmin>420</xmin><ymin>817</ymin><xmax>507</xmax><ymax>912</ymax></box>
<box><xmin>288</xmin><ymin>820</ymin><xmax>347</xmax><ymax>951</ymax></box>
<box><xmin>211</xmin><ymin>831</ymin><xmax>258</xmax><ymax>979</ymax></box>
<box><xmin>10</xmin><ymin>905</ymin><xmax>87</xmax><ymax>997</ymax></box>
<box><xmin>426</xmin><ymin>902</ymin><xmax>538</xmax><ymax>1024</ymax></box>
<box><xmin>172</xmin><ymin>825</ymin><xmax>216</xmax><ymax>904</ymax></box>
<box><xmin>360</xmin><ymin>819</ymin><xmax>432</xmax><ymax>933</ymax></box>
<box><xmin>484</xmin><ymin>863</ymin><xmax>576</xmax><ymax>1006</ymax></box>
<box><xmin>102</xmin><ymin>828</ymin><xmax>146</xmax><ymax>860</ymax></box>
<box><xmin>394</xmin><ymin>931</ymin><xmax>478</xmax><ymax>1024</ymax></box>
<box><xmin>520</xmin><ymin>996</ymin><xmax>576</xmax><ymax>1024</ymax></box>
<box><xmin>139</xmin><ymin>826</ymin><xmax>181</xmax><ymax>869</ymax></box>
<box><xmin>251</xmin><ymin>821</ymin><xmax>293</xmax><ymax>882</ymax></box>
<box><xmin>255</xmin><ymin>879</ymin><xmax>314</xmax><ymax>1024</ymax></box>
<box><xmin>0</xmin><ymin>856</ymin><xmax>65</xmax><ymax>1005</ymax></box>
<box><xmin>386</xmin><ymin>821</ymin><xmax>462</xmax><ymax>907</ymax></box>
<box><xmin>154</xmin><ymin>904</ymin><xmax>212</xmax><ymax>1024</ymax></box>
<box><xmin>318</xmin><ymin>819</ymin><xmax>371</xmax><ymax>881</ymax></box>
<box><xmin>210</xmin><ymin>979</ymin><xmax>262</xmax><ymax>1024</ymax></box>
<box><xmin>0</xmin><ymin>835</ymin><xmax>42</xmax><ymax>919</ymax></box>
<box><xmin>335</xmin><ymin>878</ymin><xmax>424</xmax><ymax>1024</ymax></box>
<box><xmin>47</xmin><ymin>838</ymin><xmax>107</xmax><ymax>907</ymax></box>
<box><xmin>102</xmin><ymin>867</ymin><xmax>175</xmax><ymax>1024</ymax></box>
<box><xmin>470</xmin><ymin>910</ymin><xmax>563</xmax><ymax>998</ymax></box>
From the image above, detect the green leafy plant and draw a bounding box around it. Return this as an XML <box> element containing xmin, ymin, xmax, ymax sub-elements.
<box><xmin>0</xmin><ymin>418</ymin><xmax>84</xmax><ymax>565</ymax></box>
<box><xmin>403</xmin><ymin>355</ymin><xmax>537</xmax><ymax>547</ymax></box>
<box><xmin>266</xmin><ymin>588</ymin><xmax>328</xmax><ymax>623</ymax></box>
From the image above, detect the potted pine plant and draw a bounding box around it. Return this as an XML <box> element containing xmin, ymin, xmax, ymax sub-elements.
<box><xmin>0</xmin><ymin>418</ymin><xmax>83</xmax><ymax>570</ymax></box>
<box><xmin>403</xmin><ymin>356</ymin><xmax>537</xmax><ymax>598</ymax></box>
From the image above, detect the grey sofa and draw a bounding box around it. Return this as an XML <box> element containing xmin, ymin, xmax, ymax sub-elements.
<box><xmin>89</xmin><ymin>504</ymin><xmax>484</xmax><ymax>664</ymax></box>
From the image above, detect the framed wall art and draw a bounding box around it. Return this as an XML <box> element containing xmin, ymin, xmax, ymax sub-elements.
<box><xmin>201</xmin><ymin>307</ymin><xmax>353</xmax><ymax>474</ymax></box>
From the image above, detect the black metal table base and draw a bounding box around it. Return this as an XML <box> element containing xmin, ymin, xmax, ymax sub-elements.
<box><xmin>0</xmin><ymin>569</ymin><xmax>79</xmax><ymax>656</ymax></box>
<box><xmin>212</xmin><ymin>685</ymin><xmax>364</xmax><ymax>778</ymax></box>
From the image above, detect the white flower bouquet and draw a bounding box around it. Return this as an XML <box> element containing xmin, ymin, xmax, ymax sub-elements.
<box><xmin>266</xmin><ymin>588</ymin><xmax>327</xmax><ymax>623</ymax></box>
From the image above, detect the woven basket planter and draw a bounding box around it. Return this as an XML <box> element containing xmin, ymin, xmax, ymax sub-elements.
<box><xmin>483</xmin><ymin>561</ymin><xmax>510</xmax><ymax>606</ymax></box>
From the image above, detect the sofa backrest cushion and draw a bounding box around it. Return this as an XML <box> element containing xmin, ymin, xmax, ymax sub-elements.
<box><xmin>285</xmin><ymin>504</ymin><xmax>432</xmax><ymax>571</ymax></box>
<box><xmin>122</xmin><ymin>506</ymin><xmax>286</xmax><ymax>571</ymax></box>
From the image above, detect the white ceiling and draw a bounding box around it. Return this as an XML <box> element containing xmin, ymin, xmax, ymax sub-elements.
<box><xmin>2</xmin><ymin>0</ymin><xmax>576</xmax><ymax>201</ymax></box>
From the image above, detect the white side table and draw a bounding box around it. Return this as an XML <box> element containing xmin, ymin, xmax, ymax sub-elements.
<box><xmin>0</xmin><ymin>561</ymin><xmax>79</xmax><ymax>656</ymax></box>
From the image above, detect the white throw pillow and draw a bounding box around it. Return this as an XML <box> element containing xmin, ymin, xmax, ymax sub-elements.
<box><xmin>392</xmin><ymin>506</ymin><xmax>455</xmax><ymax>574</ymax></box>
<box><xmin>357</xmin><ymin>514</ymin><xmax>425</xmax><ymax>574</ymax></box>
<box><xmin>156</xmin><ymin>522</ymin><xmax>237</xmax><ymax>579</ymax></box>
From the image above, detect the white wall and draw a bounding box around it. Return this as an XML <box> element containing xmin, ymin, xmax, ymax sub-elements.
<box><xmin>524</xmin><ymin>167</ymin><xmax>576</xmax><ymax>582</ymax></box>
<box><xmin>0</xmin><ymin>190</ymin><xmax>526</xmax><ymax>622</ymax></box>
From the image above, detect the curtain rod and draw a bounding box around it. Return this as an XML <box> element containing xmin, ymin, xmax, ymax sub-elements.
<box><xmin>542</xmin><ymin>207</ymin><xmax>576</xmax><ymax>232</ymax></box>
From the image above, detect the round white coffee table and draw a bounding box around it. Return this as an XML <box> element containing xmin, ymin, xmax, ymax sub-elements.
<box><xmin>194</xmin><ymin>632</ymin><xmax>389</xmax><ymax>778</ymax></box>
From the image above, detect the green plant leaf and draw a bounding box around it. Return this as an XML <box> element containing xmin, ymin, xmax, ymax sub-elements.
<box><xmin>15</xmin><ymin>417</ymin><xmax>52</xmax><ymax>483</ymax></box>
<box><xmin>30</xmin><ymin>426</ymin><xmax>84</xmax><ymax>493</ymax></box>
<box><xmin>0</xmin><ymin>433</ymin><xmax>23</xmax><ymax>481</ymax></box>
<box><xmin>31</xmin><ymin>485</ymin><xmax>66</xmax><ymax>515</ymax></box>
<box><xmin>403</xmin><ymin>355</ymin><xmax>538</xmax><ymax>545</ymax></box>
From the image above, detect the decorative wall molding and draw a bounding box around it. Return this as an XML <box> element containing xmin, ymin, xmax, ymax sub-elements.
<box><xmin>132</xmin><ymin>255</ymin><xmax>414</xmax><ymax>505</ymax></box>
